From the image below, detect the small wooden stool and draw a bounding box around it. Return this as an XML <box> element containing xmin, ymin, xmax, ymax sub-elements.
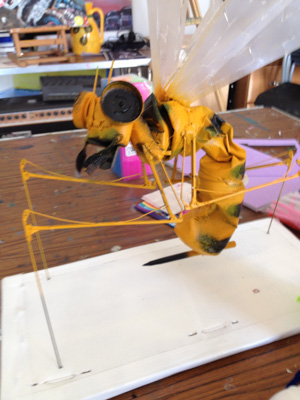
<box><xmin>8</xmin><ymin>25</ymin><xmax>75</xmax><ymax>67</ymax></box>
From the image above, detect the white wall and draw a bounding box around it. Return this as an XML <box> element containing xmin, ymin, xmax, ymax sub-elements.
<box><xmin>0</xmin><ymin>75</ymin><xmax>14</xmax><ymax>92</ymax></box>
<box><xmin>132</xmin><ymin>0</ymin><xmax>211</xmax><ymax>37</ymax></box>
<box><xmin>198</xmin><ymin>0</ymin><xmax>211</xmax><ymax>16</ymax></box>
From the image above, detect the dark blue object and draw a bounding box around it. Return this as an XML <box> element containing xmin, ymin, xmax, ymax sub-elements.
<box><xmin>286</xmin><ymin>370</ymin><xmax>300</xmax><ymax>388</ymax></box>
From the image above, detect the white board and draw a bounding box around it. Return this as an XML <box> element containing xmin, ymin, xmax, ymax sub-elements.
<box><xmin>2</xmin><ymin>219</ymin><xmax>300</xmax><ymax>400</ymax></box>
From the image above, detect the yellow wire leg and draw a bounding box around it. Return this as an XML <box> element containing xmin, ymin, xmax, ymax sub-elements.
<box><xmin>20</xmin><ymin>160</ymin><xmax>50</xmax><ymax>279</ymax></box>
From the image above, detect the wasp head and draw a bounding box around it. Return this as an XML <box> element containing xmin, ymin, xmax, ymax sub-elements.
<box><xmin>73</xmin><ymin>81</ymin><xmax>144</xmax><ymax>174</ymax></box>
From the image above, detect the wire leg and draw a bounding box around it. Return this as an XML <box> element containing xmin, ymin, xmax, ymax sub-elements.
<box><xmin>190</xmin><ymin>133</ymin><xmax>198</xmax><ymax>207</ymax></box>
<box><xmin>143</xmin><ymin>147</ymin><xmax>176</xmax><ymax>219</ymax></box>
<box><xmin>21</xmin><ymin>161</ymin><xmax>50</xmax><ymax>280</ymax></box>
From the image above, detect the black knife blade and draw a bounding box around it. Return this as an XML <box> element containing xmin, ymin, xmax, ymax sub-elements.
<box><xmin>143</xmin><ymin>251</ymin><xmax>199</xmax><ymax>266</ymax></box>
<box><xmin>143</xmin><ymin>241</ymin><xmax>236</xmax><ymax>266</ymax></box>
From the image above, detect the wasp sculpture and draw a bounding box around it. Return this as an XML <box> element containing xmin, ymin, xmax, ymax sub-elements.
<box><xmin>72</xmin><ymin>0</ymin><xmax>300</xmax><ymax>257</ymax></box>
<box><xmin>73</xmin><ymin>81</ymin><xmax>246</xmax><ymax>256</ymax></box>
<box><xmin>17</xmin><ymin>0</ymin><xmax>300</xmax><ymax>372</ymax></box>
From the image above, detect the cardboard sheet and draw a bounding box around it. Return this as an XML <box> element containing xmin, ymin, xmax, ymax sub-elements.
<box><xmin>238</xmin><ymin>139</ymin><xmax>300</xmax><ymax>211</ymax></box>
<box><xmin>2</xmin><ymin>219</ymin><xmax>300</xmax><ymax>400</ymax></box>
<box><xmin>166</xmin><ymin>139</ymin><xmax>300</xmax><ymax>211</ymax></box>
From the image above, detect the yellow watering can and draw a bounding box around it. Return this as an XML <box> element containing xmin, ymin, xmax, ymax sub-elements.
<box><xmin>71</xmin><ymin>2</ymin><xmax>104</xmax><ymax>55</ymax></box>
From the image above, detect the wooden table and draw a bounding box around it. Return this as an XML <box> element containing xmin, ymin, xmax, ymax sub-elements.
<box><xmin>1</xmin><ymin>107</ymin><xmax>300</xmax><ymax>399</ymax></box>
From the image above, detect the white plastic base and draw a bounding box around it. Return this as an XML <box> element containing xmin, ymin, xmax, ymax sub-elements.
<box><xmin>2</xmin><ymin>219</ymin><xmax>300</xmax><ymax>400</ymax></box>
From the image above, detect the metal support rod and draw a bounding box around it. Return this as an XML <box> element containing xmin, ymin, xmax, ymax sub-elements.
<box><xmin>27</xmin><ymin>238</ymin><xmax>63</xmax><ymax>369</ymax></box>
<box><xmin>267</xmin><ymin>154</ymin><xmax>292</xmax><ymax>234</ymax></box>
<box><xmin>23</xmin><ymin>211</ymin><xmax>63</xmax><ymax>369</ymax></box>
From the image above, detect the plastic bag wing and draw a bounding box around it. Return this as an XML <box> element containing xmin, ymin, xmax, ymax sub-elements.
<box><xmin>163</xmin><ymin>0</ymin><xmax>300</xmax><ymax>105</ymax></box>
<box><xmin>147</xmin><ymin>0</ymin><xmax>188</xmax><ymax>100</ymax></box>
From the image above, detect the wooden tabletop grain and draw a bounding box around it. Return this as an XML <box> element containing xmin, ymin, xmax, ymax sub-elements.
<box><xmin>0</xmin><ymin>107</ymin><xmax>299</xmax><ymax>399</ymax></box>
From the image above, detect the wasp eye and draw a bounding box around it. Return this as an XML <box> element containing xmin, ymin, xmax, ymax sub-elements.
<box><xmin>101</xmin><ymin>81</ymin><xmax>143</xmax><ymax>123</ymax></box>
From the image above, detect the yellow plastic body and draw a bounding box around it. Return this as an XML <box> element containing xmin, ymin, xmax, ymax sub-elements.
<box><xmin>71</xmin><ymin>81</ymin><xmax>300</xmax><ymax>255</ymax></box>
<box><xmin>73</xmin><ymin>90</ymin><xmax>247</xmax><ymax>255</ymax></box>
<box><xmin>20</xmin><ymin>86</ymin><xmax>299</xmax><ymax>265</ymax></box>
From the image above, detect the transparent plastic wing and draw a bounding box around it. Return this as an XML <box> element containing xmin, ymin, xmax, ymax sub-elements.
<box><xmin>162</xmin><ymin>0</ymin><xmax>300</xmax><ymax>106</ymax></box>
<box><xmin>147</xmin><ymin>0</ymin><xmax>188</xmax><ymax>98</ymax></box>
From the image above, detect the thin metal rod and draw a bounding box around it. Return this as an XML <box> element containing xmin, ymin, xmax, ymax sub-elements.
<box><xmin>191</xmin><ymin>132</ymin><xmax>198</xmax><ymax>207</ymax></box>
<box><xmin>267</xmin><ymin>154</ymin><xmax>292</xmax><ymax>234</ymax></box>
<box><xmin>144</xmin><ymin>147</ymin><xmax>176</xmax><ymax>219</ymax></box>
<box><xmin>267</xmin><ymin>181</ymin><xmax>286</xmax><ymax>234</ymax></box>
<box><xmin>160</xmin><ymin>161</ymin><xmax>184</xmax><ymax>214</ymax></box>
<box><xmin>180</xmin><ymin>136</ymin><xmax>189</xmax><ymax>208</ymax></box>
<box><xmin>171</xmin><ymin>155</ymin><xmax>178</xmax><ymax>182</ymax></box>
<box><xmin>107</xmin><ymin>60</ymin><xmax>115</xmax><ymax>84</ymax></box>
<box><xmin>26</xmin><ymin>233</ymin><xmax>63</xmax><ymax>369</ymax></box>
<box><xmin>93</xmin><ymin>67</ymin><xmax>99</xmax><ymax>94</ymax></box>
